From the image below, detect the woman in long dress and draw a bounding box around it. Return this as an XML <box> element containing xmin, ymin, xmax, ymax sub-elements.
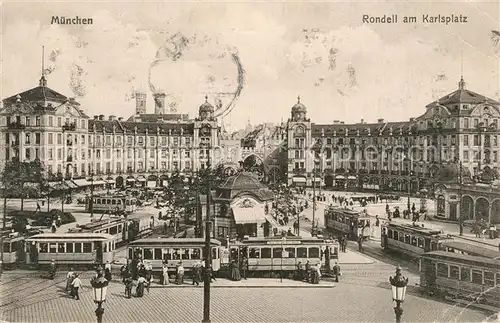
<box><xmin>162</xmin><ymin>263</ymin><xmax>170</xmax><ymax>285</ymax></box>
<box><xmin>230</xmin><ymin>261</ymin><xmax>241</xmax><ymax>281</ymax></box>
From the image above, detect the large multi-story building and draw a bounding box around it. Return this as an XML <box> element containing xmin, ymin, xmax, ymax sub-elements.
<box><xmin>0</xmin><ymin>73</ymin><xmax>224</xmax><ymax>186</ymax></box>
<box><xmin>2</xmin><ymin>70</ymin><xmax>499</xmax><ymax>193</ymax></box>
<box><xmin>285</xmin><ymin>78</ymin><xmax>500</xmax><ymax>192</ymax></box>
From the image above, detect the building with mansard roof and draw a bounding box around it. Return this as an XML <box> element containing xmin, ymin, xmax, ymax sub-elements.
<box><xmin>285</xmin><ymin>78</ymin><xmax>500</xmax><ymax>205</ymax></box>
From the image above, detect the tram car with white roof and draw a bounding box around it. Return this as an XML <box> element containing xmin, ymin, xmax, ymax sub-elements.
<box><xmin>381</xmin><ymin>222</ymin><xmax>453</xmax><ymax>258</ymax></box>
<box><xmin>25</xmin><ymin>233</ymin><xmax>116</xmax><ymax>268</ymax></box>
<box><xmin>86</xmin><ymin>195</ymin><xmax>137</xmax><ymax>214</ymax></box>
<box><xmin>127</xmin><ymin>238</ymin><xmax>222</xmax><ymax>274</ymax></box>
<box><xmin>224</xmin><ymin>236</ymin><xmax>340</xmax><ymax>276</ymax></box>
<box><xmin>324</xmin><ymin>206</ymin><xmax>371</xmax><ymax>241</ymax></box>
<box><xmin>419</xmin><ymin>251</ymin><xmax>500</xmax><ymax>308</ymax></box>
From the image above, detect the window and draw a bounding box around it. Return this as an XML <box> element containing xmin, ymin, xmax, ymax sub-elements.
<box><xmin>472</xmin><ymin>269</ymin><xmax>483</xmax><ymax>284</ymax></box>
<box><xmin>48</xmin><ymin>116</ymin><xmax>53</xmax><ymax>126</ymax></box>
<box><xmin>496</xmin><ymin>273</ymin><xmax>500</xmax><ymax>286</ymax></box>
<box><xmin>273</xmin><ymin>247</ymin><xmax>283</xmax><ymax>258</ymax></box>
<box><xmin>460</xmin><ymin>267</ymin><xmax>470</xmax><ymax>281</ymax></box>
<box><xmin>75</xmin><ymin>243</ymin><xmax>82</xmax><ymax>253</ymax></box>
<box><xmin>417</xmin><ymin>238</ymin><xmax>424</xmax><ymax>248</ymax></box>
<box><xmin>192</xmin><ymin>249</ymin><xmax>201</xmax><ymax>260</ymax></box>
<box><xmin>66</xmin><ymin>243</ymin><xmax>73</xmax><ymax>253</ymax></box>
<box><xmin>217</xmin><ymin>226</ymin><xmax>229</xmax><ymax>238</ymax></box>
<box><xmin>463</xmin><ymin>151</ymin><xmax>469</xmax><ymax>162</ymax></box>
<box><xmin>57</xmin><ymin>133</ymin><xmax>62</xmax><ymax>145</ymax></box>
<box><xmin>285</xmin><ymin>247</ymin><xmax>296</xmax><ymax>258</ymax></box>
<box><xmin>411</xmin><ymin>236</ymin><xmax>418</xmax><ymax>247</ymax></box>
<box><xmin>49</xmin><ymin>243</ymin><xmax>57</xmax><ymax>253</ymax></box>
<box><xmin>261</xmin><ymin>247</ymin><xmax>271</xmax><ymax>259</ymax></box>
<box><xmin>473</xmin><ymin>135</ymin><xmax>479</xmax><ymax>146</ymax></box>
<box><xmin>388</xmin><ymin>229</ymin><xmax>393</xmax><ymax>239</ymax></box>
<box><xmin>39</xmin><ymin>243</ymin><xmax>48</xmax><ymax>253</ymax></box>
<box><xmin>464</xmin><ymin>118</ymin><xmax>469</xmax><ymax>129</ymax></box>
<box><xmin>450</xmin><ymin>265</ymin><xmax>459</xmax><ymax>280</ymax></box>
<box><xmin>437</xmin><ymin>263</ymin><xmax>448</xmax><ymax>277</ymax></box>
<box><xmin>82</xmin><ymin>243</ymin><xmax>92</xmax><ymax>253</ymax></box>
<box><xmin>57</xmin><ymin>243</ymin><xmax>65</xmax><ymax>253</ymax></box>
<box><xmin>297</xmin><ymin>247</ymin><xmax>308</xmax><ymax>258</ymax></box>
<box><xmin>484</xmin><ymin>271</ymin><xmax>495</xmax><ymax>287</ymax></box>
<box><xmin>463</xmin><ymin>135</ymin><xmax>469</xmax><ymax>146</ymax></box>
<box><xmin>48</xmin><ymin>133</ymin><xmax>53</xmax><ymax>144</ymax></box>
<box><xmin>249</xmin><ymin>247</ymin><xmax>260</xmax><ymax>258</ymax></box>
<box><xmin>2</xmin><ymin>243</ymin><xmax>10</xmax><ymax>253</ymax></box>
<box><xmin>473</xmin><ymin>119</ymin><xmax>479</xmax><ymax>128</ymax></box>
<box><xmin>309</xmin><ymin>247</ymin><xmax>320</xmax><ymax>258</ymax></box>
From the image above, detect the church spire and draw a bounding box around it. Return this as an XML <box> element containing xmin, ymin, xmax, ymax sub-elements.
<box><xmin>458</xmin><ymin>50</ymin><xmax>465</xmax><ymax>90</ymax></box>
<box><xmin>39</xmin><ymin>46</ymin><xmax>47</xmax><ymax>87</ymax></box>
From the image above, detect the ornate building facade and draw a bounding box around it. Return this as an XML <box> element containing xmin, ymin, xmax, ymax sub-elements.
<box><xmin>285</xmin><ymin>78</ymin><xmax>500</xmax><ymax>193</ymax></box>
<box><xmin>0</xmin><ymin>74</ymin><xmax>225</xmax><ymax>186</ymax></box>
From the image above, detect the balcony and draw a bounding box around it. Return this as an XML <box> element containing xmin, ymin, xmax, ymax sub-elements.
<box><xmin>62</xmin><ymin>122</ymin><xmax>76</xmax><ymax>131</ymax></box>
<box><xmin>7</xmin><ymin>122</ymin><xmax>26</xmax><ymax>130</ymax></box>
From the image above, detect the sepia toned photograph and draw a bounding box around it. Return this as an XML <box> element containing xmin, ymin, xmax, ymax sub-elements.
<box><xmin>0</xmin><ymin>1</ymin><xmax>499</xmax><ymax>322</ymax></box>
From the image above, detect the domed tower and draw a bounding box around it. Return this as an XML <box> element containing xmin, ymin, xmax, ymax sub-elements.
<box><xmin>291</xmin><ymin>96</ymin><xmax>307</xmax><ymax>122</ymax></box>
<box><xmin>198</xmin><ymin>95</ymin><xmax>214</xmax><ymax>121</ymax></box>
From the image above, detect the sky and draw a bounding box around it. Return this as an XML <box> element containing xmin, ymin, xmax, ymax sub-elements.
<box><xmin>1</xmin><ymin>1</ymin><xmax>500</xmax><ymax>131</ymax></box>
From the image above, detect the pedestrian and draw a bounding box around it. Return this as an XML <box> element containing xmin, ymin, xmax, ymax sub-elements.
<box><xmin>36</xmin><ymin>202</ymin><xmax>41</xmax><ymax>212</ymax></box>
<box><xmin>66</xmin><ymin>268</ymin><xmax>75</xmax><ymax>292</ymax></box>
<box><xmin>71</xmin><ymin>273</ymin><xmax>82</xmax><ymax>300</ymax></box>
<box><xmin>332</xmin><ymin>261</ymin><xmax>341</xmax><ymax>283</ymax></box>
<box><xmin>104</xmin><ymin>261</ymin><xmax>112</xmax><ymax>281</ymax></box>
<box><xmin>241</xmin><ymin>256</ymin><xmax>248</xmax><ymax>280</ymax></box>
<box><xmin>358</xmin><ymin>236</ymin><xmax>363</xmax><ymax>252</ymax></box>
<box><xmin>176</xmin><ymin>261</ymin><xmax>184</xmax><ymax>285</ymax></box>
<box><xmin>375</xmin><ymin>215</ymin><xmax>380</xmax><ymax>227</ymax></box>
<box><xmin>162</xmin><ymin>262</ymin><xmax>170</xmax><ymax>285</ymax></box>
<box><xmin>192</xmin><ymin>262</ymin><xmax>200</xmax><ymax>286</ymax></box>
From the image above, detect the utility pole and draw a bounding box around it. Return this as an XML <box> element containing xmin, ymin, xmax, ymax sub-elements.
<box><xmin>203</xmin><ymin>143</ymin><xmax>212</xmax><ymax>323</ymax></box>
<box><xmin>459</xmin><ymin>160</ymin><xmax>463</xmax><ymax>236</ymax></box>
<box><xmin>90</xmin><ymin>174</ymin><xmax>94</xmax><ymax>218</ymax></box>
<box><xmin>312</xmin><ymin>166</ymin><xmax>316</xmax><ymax>235</ymax></box>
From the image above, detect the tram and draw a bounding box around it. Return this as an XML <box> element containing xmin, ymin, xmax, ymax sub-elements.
<box><xmin>438</xmin><ymin>241</ymin><xmax>500</xmax><ymax>259</ymax></box>
<box><xmin>1</xmin><ymin>233</ymin><xmax>27</xmax><ymax>269</ymax></box>
<box><xmin>324</xmin><ymin>206</ymin><xmax>371</xmax><ymax>241</ymax></box>
<box><xmin>25</xmin><ymin>233</ymin><xmax>116</xmax><ymax>268</ymax></box>
<box><xmin>381</xmin><ymin>222</ymin><xmax>453</xmax><ymax>258</ymax></box>
<box><xmin>225</xmin><ymin>236</ymin><xmax>340</xmax><ymax>276</ymax></box>
<box><xmin>86</xmin><ymin>195</ymin><xmax>137</xmax><ymax>214</ymax></box>
<box><xmin>68</xmin><ymin>216</ymin><xmax>153</xmax><ymax>245</ymax></box>
<box><xmin>127</xmin><ymin>238</ymin><xmax>222</xmax><ymax>274</ymax></box>
<box><xmin>419</xmin><ymin>251</ymin><xmax>500</xmax><ymax>308</ymax></box>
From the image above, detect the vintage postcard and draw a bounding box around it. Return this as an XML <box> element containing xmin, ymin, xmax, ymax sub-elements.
<box><xmin>1</xmin><ymin>1</ymin><xmax>499</xmax><ymax>322</ymax></box>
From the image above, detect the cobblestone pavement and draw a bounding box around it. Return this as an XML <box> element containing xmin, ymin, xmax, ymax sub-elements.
<box><xmin>1</xmin><ymin>278</ymin><xmax>493</xmax><ymax>322</ymax></box>
<box><xmin>1</xmin><ymin>265</ymin><xmax>494</xmax><ymax>323</ymax></box>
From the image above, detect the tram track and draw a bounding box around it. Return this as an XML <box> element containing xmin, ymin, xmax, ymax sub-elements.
<box><xmin>0</xmin><ymin>276</ymin><xmax>66</xmax><ymax>309</ymax></box>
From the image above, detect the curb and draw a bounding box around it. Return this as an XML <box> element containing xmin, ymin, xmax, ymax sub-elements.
<box><xmin>148</xmin><ymin>284</ymin><xmax>336</xmax><ymax>289</ymax></box>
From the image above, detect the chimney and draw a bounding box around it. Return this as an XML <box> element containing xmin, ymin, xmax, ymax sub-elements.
<box><xmin>93</xmin><ymin>115</ymin><xmax>99</xmax><ymax>120</ymax></box>
<box><xmin>154</xmin><ymin>93</ymin><xmax>166</xmax><ymax>114</ymax></box>
<box><xmin>409</xmin><ymin>117</ymin><xmax>415</xmax><ymax>122</ymax></box>
<box><xmin>340</xmin><ymin>121</ymin><xmax>345</xmax><ymax>125</ymax></box>
<box><xmin>118</xmin><ymin>117</ymin><xmax>123</xmax><ymax>121</ymax></box>
<box><xmin>135</xmin><ymin>92</ymin><xmax>147</xmax><ymax>115</ymax></box>
<box><xmin>360</xmin><ymin>118</ymin><xmax>364</xmax><ymax>124</ymax></box>
<box><xmin>378</xmin><ymin>118</ymin><xmax>384</xmax><ymax>124</ymax></box>
<box><xmin>99</xmin><ymin>115</ymin><xmax>105</xmax><ymax>121</ymax></box>
<box><xmin>109</xmin><ymin>115</ymin><xmax>116</xmax><ymax>121</ymax></box>
<box><xmin>333</xmin><ymin>120</ymin><xmax>339</xmax><ymax>124</ymax></box>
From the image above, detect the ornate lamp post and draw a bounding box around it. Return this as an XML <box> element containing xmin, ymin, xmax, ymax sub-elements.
<box><xmin>389</xmin><ymin>266</ymin><xmax>408</xmax><ymax>323</ymax></box>
<box><xmin>91</xmin><ymin>269</ymin><xmax>109</xmax><ymax>323</ymax></box>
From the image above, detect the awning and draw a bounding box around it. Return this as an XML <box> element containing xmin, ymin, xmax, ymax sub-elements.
<box><xmin>65</xmin><ymin>180</ymin><xmax>78</xmax><ymax>189</ymax></box>
<box><xmin>147</xmin><ymin>181</ymin><xmax>156</xmax><ymax>188</ymax></box>
<box><xmin>232</xmin><ymin>207</ymin><xmax>266</xmax><ymax>224</ymax></box>
<box><xmin>137</xmin><ymin>177</ymin><xmax>147</xmax><ymax>182</ymax></box>
<box><xmin>92</xmin><ymin>180</ymin><xmax>106</xmax><ymax>185</ymax></box>
<box><xmin>335</xmin><ymin>175</ymin><xmax>345</xmax><ymax>179</ymax></box>
<box><xmin>73</xmin><ymin>179</ymin><xmax>91</xmax><ymax>187</ymax></box>
<box><xmin>348</xmin><ymin>176</ymin><xmax>357</xmax><ymax>180</ymax></box>
<box><xmin>265</xmin><ymin>215</ymin><xmax>280</xmax><ymax>227</ymax></box>
<box><xmin>292</xmin><ymin>177</ymin><xmax>306</xmax><ymax>183</ymax></box>
<box><xmin>126</xmin><ymin>178</ymin><xmax>135</xmax><ymax>182</ymax></box>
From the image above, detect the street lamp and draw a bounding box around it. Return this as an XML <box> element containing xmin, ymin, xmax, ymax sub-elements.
<box><xmin>389</xmin><ymin>265</ymin><xmax>408</xmax><ymax>323</ymax></box>
<box><xmin>91</xmin><ymin>269</ymin><xmax>109</xmax><ymax>323</ymax></box>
